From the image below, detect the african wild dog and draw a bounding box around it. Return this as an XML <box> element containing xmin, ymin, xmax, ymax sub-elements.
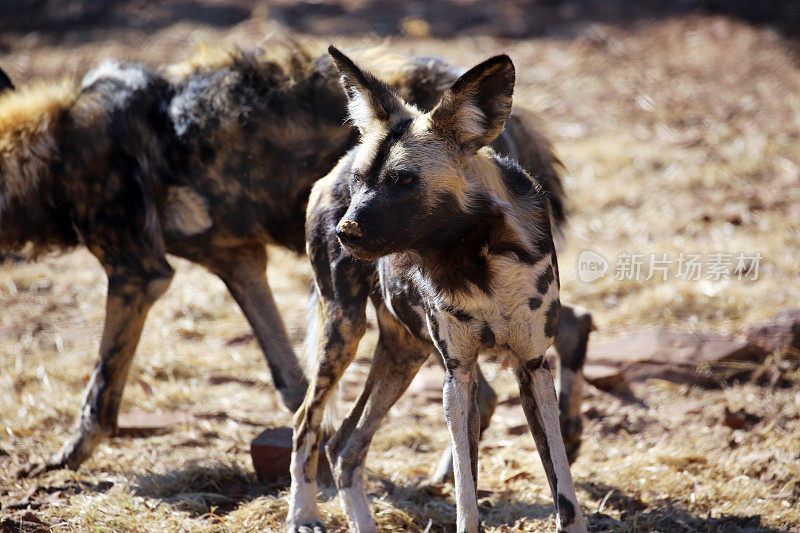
<box><xmin>1</xmin><ymin>44</ymin><xmax>590</xmax><ymax>479</ymax></box>
<box><xmin>291</xmin><ymin>48</ymin><xmax>588</xmax><ymax>532</ymax></box>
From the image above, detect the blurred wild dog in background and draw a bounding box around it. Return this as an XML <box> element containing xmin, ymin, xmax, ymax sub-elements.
<box><xmin>0</xmin><ymin>41</ymin><xmax>591</xmax><ymax>477</ymax></box>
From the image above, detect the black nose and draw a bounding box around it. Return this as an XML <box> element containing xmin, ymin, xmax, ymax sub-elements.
<box><xmin>336</xmin><ymin>219</ymin><xmax>363</xmax><ymax>243</ymax></box>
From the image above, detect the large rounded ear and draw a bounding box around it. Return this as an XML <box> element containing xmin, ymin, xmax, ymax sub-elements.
<box><xmin>328</xmin><ymin>45</ymin><xmax>403</xmax><ymax>131</ymax></box>
<box><xmin>430</xmin><ymin>55</ymin><xmax>515</xmax><ymax>153</ymax></box>
<box><xmin>0</xmin><ymin>67</ymin><xmax>14</xmax><ymax>93</ymax></box>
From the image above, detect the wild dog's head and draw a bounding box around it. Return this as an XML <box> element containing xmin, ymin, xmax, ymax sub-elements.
<box><xmin>328</xmin><ymin>46</ymin><xmax>515</xmax><ymax>260</ymax></box>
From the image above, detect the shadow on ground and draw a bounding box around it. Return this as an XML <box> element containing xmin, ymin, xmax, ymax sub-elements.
<box><xmin>131</xmin><ymin>461</ymin><xmax>277</xmax><ymax>516</ymax></box>
<box><xmin>587</xmin><ymin>505</ymin><xmax>786</xmax><ymax>533</ymax></box>
<box><xmin>266</xmin><ymin>0</ymin><xmax>800</xmax><ymax>42</ymax></box>
<box><xmin>579</xmin><ymin>482</ymin><xmax>786</xmax><ymax>533</ymax></box>
<box><xmin>0</xmin><ymin>0</ymin><xmax>249</xmax><ymax>42</ymax></box>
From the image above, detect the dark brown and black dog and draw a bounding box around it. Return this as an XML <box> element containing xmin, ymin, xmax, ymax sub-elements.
<box><xmin>0</xmin><ymin>43</ymin><xmax>591</xmax><ymax>477</ymax></box>
<box><xmin>292</xmin><ymin>47</ymin><xmax>587</xmax><ymax>533</ymax></box>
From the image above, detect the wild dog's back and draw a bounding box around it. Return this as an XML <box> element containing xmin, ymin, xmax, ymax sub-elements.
<box><xmin>166</xmin><ymin>45</ymin><xmax>355</xmax><ymax>253</ymax></box>
<box><xmin>164</xmin><ymin>44</ymin><xmax>463</xmax><ymax>254</ymax></box>
<box><xmin>66</xmin><ymin>62</ymin><xmax>176</xmax><ymax>249</ymax></box>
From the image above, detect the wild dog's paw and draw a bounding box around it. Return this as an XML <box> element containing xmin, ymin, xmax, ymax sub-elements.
<box><xmin>557</xmin><ymin>512</ymin><xmax>589</xmax><ymax>533</ymax></box>
<box><xmin>17</xmin><ymin>426</ymin><xmax>108</xmax><ymax>478</ymax></box>
<box><xmin>285</xmin><ymin>501</ymin><xmax>325</xmax><ymax>533</ymax></box>
<box><xmin>286</xmin><ymin>521</ymin><xmax>326</xmax><ymax>533</ymax></box>
<box><xmin>16</xmin><ymin>447</ymin><xmax>86</xmax><ymax>478</ymax></box>
<box><xmin>15</xmin><ymin>457</ymin><xmax>69</xmax><ymax>478</ymax></box>
<box><xmin>15</xmin><ymin>461</ymin><xmax>45</xmax><ymax>479</ymax></box>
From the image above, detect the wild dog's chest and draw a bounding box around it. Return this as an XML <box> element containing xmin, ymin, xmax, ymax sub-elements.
<box><xmin>381</xmin><ymin>253</ymin><xmax>560</xmax><ymax>357</ymax></box>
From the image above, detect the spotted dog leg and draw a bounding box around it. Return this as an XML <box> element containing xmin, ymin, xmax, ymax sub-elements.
<box><xmin>202</xmin><ymin>244</ymin><xmax>308</xmax><ymax>412</ymax></box>
<box><xmin>442</xmin><ymin>359</ymin><xmax>481</xmax><ymax>533</ymax></box>
<box><xmin>326</xmin><ymin>303</ymin><xmax>432</xmax><ymax>532</ymax></box>
<box><xmin>429</xmin><ymin>362</ymin><xmax>496</xmax><ymax>485</ymax></box>
<box><xmin>20</xmin><ymin>255</ymin><xmax>174</xmax><ymax>477</ymax></box>
<box><xmin>427</xmin><ymin>312</ymin><xmax>482</xmax><ymax>533</ymax></box>
<box><xmin>287</xmin><ymin>256</ymin><xmax>372</xmax><ymax>533</ymax></box>
<box><xmin>553</xmin><ymin>305</ymin><xmax>594</xmax><ymax>464</ymax></box>
<box><xmin>513</xmin><ymin>355</ymin><xmax>587</xmax><ymax>532</ymax></box>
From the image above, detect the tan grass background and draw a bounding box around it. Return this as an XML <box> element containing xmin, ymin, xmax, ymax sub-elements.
<box><xmin>1</xmin><ymin>6</ymin><xmax>799</xmax><ymax>532</ymax></box>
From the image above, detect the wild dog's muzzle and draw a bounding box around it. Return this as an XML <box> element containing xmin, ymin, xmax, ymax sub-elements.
<box><xmin>336</xmin><ymin>219</ymin><xmax>363</xmax><ymax>244</ymax></box>
<box><xmin>336</xmin><ymin>218</ymin><xmax>381</xmax><ymax>260</ymax></box>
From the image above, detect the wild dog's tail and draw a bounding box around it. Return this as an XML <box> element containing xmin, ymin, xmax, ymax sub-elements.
<box><xmin>302</xmin><ymin>286</ymin><xmax>340</xmax><ymax>435</ymax></box>
<box><xmin>503</xmin><ymin>107</ymin><xmax>566</xmax><ymax>231</ymax></box>
<box><xmin>0</xmin><ymin>67</ymin><xmax>14</xmax><ymax>93</ymax></box>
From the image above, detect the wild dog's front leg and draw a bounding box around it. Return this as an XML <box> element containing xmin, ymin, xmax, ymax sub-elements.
<box><xmin>553</xmin><ymin>305</ymin><xmax>594</xmax><ymax>464</ymax></box>
<box><xmin>429</xmin><ymin>313</ymin><xmax>481</xmax><ymax>533</ymax></box>
<box><xmin>203</xmin><ymin>244</ymin><xmax>308</xmax><ymax>412</ymax></box>
<box><xmin>326</xmin><ymin>304</ymin><xmax>431</xmax><ymax>532</ymax></box>
<box><xmin>430</xmin><ymin>363</ymin><xmax>496</xmax><ymax>485</ymax></box>
<box><xmin>513</xmin><ymin>354</ymin><xmax>587</xmax><ymax>532</ymax></box>
<box><xmin>433</xmin><ymin>304</ymin><xmax>593</xmax><ymax>483</ymax></box>
<box><xmin>287</xmin><ymin>249</ymin><xmax>372</xmax><ymax>532</ymax></box>
<box><xmin>443</xmin><ymin>363</ymin><xmax>481</xmax><ymax>533</ymax></box>
<box><xmin>288</xmin><ymin>296</ymin><xmax>366</xmax><ymax>532</ymax></box>
<box><xmin>22</xmin><ymin>261</ymin><xmax>173</xmax><ymax>476</ymax></box>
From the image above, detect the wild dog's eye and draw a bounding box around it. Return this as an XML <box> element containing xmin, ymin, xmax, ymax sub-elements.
<box><xmin>390</xmin><ymin>170</ymin><xmax>418</xmax><ymax>187</ymax></box>
<box><xmin>351</xmin><ymin>170</ymin><xmax>364</xmax><ymax>183</ymax></box>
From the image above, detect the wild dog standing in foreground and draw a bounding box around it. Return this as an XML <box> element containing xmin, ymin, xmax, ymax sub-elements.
<box><xmin>292</xmin><ymin>48</ymin><xmax>587</xmax><ymax>532</ymax></box>
<box><xmin>1</xmin><ymin>45</ymin><xmax>589</xmax><ymax>478</ymax></box>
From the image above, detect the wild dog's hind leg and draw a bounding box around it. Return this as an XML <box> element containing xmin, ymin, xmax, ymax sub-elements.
<box><xmin>22</xmin><ymin>253</ymin><xmax>174</xmax><ymax>476</ymax></box>
<box><xmin>554</xmin><ymin>305</ymin><xmax>594</xmax><ymax>464</ymax></box>
<box><xmin>201</xmin><ymin>244</ymin><xmax>308</xmax><ymax>412</ymax></box>
<box><xmin>287</xmin><ymin>253</ymin><xmax>372</xmax><ymax>533</ymax></box>
<box><xmin>326</xmin><ymin>303</ymin><xmax>431</xmax><ymax>532</ymax></box>
<box><xmin>512</xmin><ymin>351</ymin><xmax>587</xmax><ymax>532</ymax></box>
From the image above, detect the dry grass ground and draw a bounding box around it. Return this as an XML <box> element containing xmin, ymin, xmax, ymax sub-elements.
<box><xmin>1</xmin><ymin>5</ymin><xmax>800</xmax><ymax>532</ymax></box>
